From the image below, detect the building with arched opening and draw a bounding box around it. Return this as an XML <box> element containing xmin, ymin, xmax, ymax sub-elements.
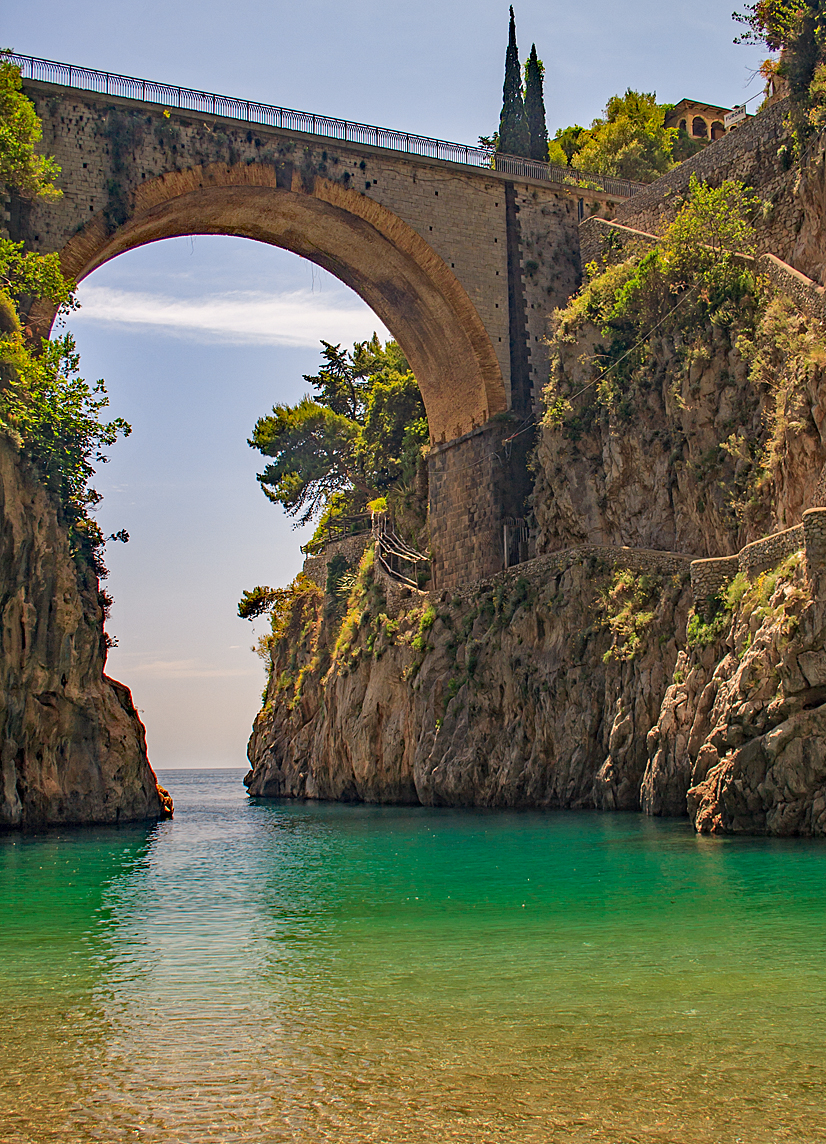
<box><xmin>665</xmin><ymin>99</ymin><xmax>740</xmax><ymax>144</ymax></box>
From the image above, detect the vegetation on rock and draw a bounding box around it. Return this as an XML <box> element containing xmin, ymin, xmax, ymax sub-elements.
<box><xmin>545</xmin><ymin>175</ymin><xmax>761</xmax><ymax>428</ymax></box>
<box><xmin>0</xmin><ymin>52</ymin><xmax>61</xmax><ymax>199</ymax></box>
<box><xmin>0</xmin><ymin>56</ymin><xmax>130</xmax><ymax>573</ymax></box>
<box><xmin>735</xmin><ymin>0</ymin><xmax>826</xmax><ymax>148</ymax></box>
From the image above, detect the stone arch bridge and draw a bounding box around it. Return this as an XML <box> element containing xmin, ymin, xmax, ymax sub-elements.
<box><xmin>9</xmin><ymin>56</ymin><xmax>638</xmax><ymax>586</ymax></box>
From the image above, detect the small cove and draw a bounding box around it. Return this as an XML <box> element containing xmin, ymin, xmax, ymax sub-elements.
<box><xmin>1</xmin><ymin>767</ymin><xmax>825</xmax><ymax>1143</ymax></box>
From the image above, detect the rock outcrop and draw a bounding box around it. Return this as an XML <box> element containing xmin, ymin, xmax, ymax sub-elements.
<box><xmin>0</xmin><ymin>435</ymin><xmax>171</xmax><ymax>828</ymax></box>
<box><xmin>533</xmin><ymin>292</ymin><xmax>826</xmax><ymax>561</ymax></box>
<box><xmin>645</xmin><ymin>551</ymin><xmax>826</xmax><ymax>835</ymax></box>
<box><xmin>248</xmin><ymin>532</ymin><xmax>826</xmax><ymax>835</ymax></box>
<box><xmin>246</xmin><ymin>548</ymin><xmax>690</xmax><ymax>813</ymax></box>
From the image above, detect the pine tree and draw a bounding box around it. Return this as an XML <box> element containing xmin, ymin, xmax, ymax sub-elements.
<box><xmin>524</xmin><ymin>44</ymin><xmax>549</xmax><ymax>162</ymax></box>
<box><xmin>498</xmin><ymin>7</ymin><xmax>530</xmax><ymax>157</ymax></box>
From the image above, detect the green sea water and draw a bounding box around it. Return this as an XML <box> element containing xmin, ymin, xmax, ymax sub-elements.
<box><xmin>1</xmin><ymin>767</ymin><xmax>825</xmax><ymax>1143</ymax></box>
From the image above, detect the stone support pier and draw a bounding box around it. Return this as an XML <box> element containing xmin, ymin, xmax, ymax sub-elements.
<box><xmin>428</xmin><ymin>419</ymin><xmax>533</xmax><ymax>589</ymax></box>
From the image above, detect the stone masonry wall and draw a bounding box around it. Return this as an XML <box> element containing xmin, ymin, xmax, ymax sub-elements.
<box><xmin>428</xmin><ymin>422</ymin><xmax>511</xmax><ymax>589</ymax></box>
<box><xmin>514</xmin><ymin>185</ymin><xmax>583</xmax><ymax>406</ymax></box>
<box><xmin>301</xmin><ymin>533</ymin><xmax>370</xmax><ymax>588</ymax></box>
<box><xmin>688</xmin><ymin>515</ymin><xmax>826</xmax><ymax>604</ymax></box>
<box><xmin>18</xmin><ymin>80</ymin><xmax>616</xmax><ymax>415</ymax></box>
<box><xmin>759</xmin><ymin>253</ymin><xmax>826</xmax><ymax>323</ymax></box>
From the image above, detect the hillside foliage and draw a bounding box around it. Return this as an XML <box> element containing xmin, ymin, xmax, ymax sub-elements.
<box><xmin>735</xmin><ymin>1</ymin><xmax>826</xmax><ymax>146</ymax></box>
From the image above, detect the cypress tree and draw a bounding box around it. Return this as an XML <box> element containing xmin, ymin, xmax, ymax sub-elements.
<box><xmin>498</xmin><ymin>6</ymin><xmax>530</xmax><ymax>157</ymax></box>
<box><xmin>524</xmin><ymin>43</ymin><xmax>549</xmax><ymax>162</ymax></box>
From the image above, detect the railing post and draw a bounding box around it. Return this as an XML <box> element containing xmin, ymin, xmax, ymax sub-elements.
<box><xmin>68</xmin><ymin>65</ymin><xmax>72</xmax><ymax>86</ymax></box>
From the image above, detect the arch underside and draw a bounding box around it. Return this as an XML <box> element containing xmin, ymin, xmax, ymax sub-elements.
<box><xmin>55</xmin><ymin>168</ymin><xmax>508</xmax><ymax>444</ymax></box>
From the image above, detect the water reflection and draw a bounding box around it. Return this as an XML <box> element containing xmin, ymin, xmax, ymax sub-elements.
<box><xmin>0</xmin><ymin>823</ymin><xmax>154</xmax><ymax>1142</ymax></box>
<box><xmin>1</xmin><ymin>772</ymin><xmax>825</xmax><ymax>1142</ymax></box>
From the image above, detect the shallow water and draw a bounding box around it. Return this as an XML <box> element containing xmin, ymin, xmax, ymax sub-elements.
<box><xmin>1</xmin><ymin>768</ymin><xmax>825</xmax><ymax>1143</ymax></box>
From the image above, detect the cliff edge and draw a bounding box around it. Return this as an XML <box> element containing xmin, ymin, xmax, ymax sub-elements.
<box><xmin>0</xmin><ymin>435</ymin><xmax>171</xmax><ymax>828</ymax></box>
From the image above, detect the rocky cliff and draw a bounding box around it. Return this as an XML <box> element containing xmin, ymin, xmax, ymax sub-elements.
<box><xmin>247</xmin><ymin>546</ymin><xmax>691</xmax><ymax>812</ymax></box>
<box><xmin>0</xmin><ymin>435</ymin><xmax>171</xmax><ymax>828</ymax></box>
<box><xmin>246</xmin><ymin>247</ymin><xmax>826</xmax><ymax>834</ymax></box>
<box><xmin>533</xmin><ymin>282</ymin><xmax>826</xmax><ymax>560</ymax></box>
<box><xmin>247</xmin><ymin>530</ymin><xmax>826</xmax><ymax>835</ymax></box>
<box><xmin>646</xmin><ymin>549</ymin><xmax>826</xmax><ymax>835</ymax></box>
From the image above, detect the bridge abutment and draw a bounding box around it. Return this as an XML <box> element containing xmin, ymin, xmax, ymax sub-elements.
<box><xmin>428</xmin><ymin>419</ymin><xmax>533</xmax><ymax>588</ymax></box>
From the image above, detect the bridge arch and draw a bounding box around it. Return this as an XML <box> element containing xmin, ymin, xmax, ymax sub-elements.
<box><xmin>46</xmin><ymin>163</ymin><xmax>508</xmax><ymax>444</ymax></box>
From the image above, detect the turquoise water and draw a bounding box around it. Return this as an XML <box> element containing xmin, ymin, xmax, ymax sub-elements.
<box><xmin>2</xmin><ymin>769</ymin><xmax>826</xmax><ymax>1143</ymax></box>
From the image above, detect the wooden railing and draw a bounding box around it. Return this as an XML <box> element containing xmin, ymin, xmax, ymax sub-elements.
<box><xmin>373</xmin><ymin>515</ymin><xmax>431</xmax><ymax>590</ymax></box>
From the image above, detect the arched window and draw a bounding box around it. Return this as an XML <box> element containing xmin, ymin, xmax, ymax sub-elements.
<box><xmin>711</xmin><ymin>121</ymin><xmax>725</xmax><ymax>140</ymax></box>
<box><xmin>692</xmin><ymin>117</ymin><xmax>708</xmax><ymax>138</ymax></box>
<box><xmin>679</xmin><ymin>119</ymin><xmax>687</xmax><ymax>132</ymax></box>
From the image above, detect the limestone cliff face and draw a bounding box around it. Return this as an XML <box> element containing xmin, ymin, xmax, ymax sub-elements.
<box><xmin>246</xmin><ymin>551</ymin><xmax>689</xmax><ymax>813</ymax></box>
<box><xmin>533</xmin><ymin>295</ymin><xmax>826</xmax><ymax>561</ymax></box>
<box><xmin>0</xmin><ymin>435</ymin><xmax>171</xmax><ymax>828</ymax></box>
<box><xmin>246</xmin><ymin>272</ymin><xmax>826</xmax><ymax>835</ymax></box>
<box><xmin>645</xmin><ymin>553</ymin><xmax>826</xmax><ymax>835</ymax></box>
<box><xmin>247</xmin><ymin>536</ymin><xmax>826</xmax><ymax>835</ymax></box>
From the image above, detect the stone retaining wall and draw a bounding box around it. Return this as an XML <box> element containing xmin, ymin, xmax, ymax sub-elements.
<box><xmin>302</xmin><ymin>533</ymin><xmax>370</xmax><ymax>587</ymax></box>
<box><xmin>804</xmin><ymin>508</ymin><xmax>826</xmax><ymax>586</ymax></box>
<box><xmin>739</xmin><ymin>523</ymin><xmax>805</xmax><ymax>577</ymax></box>
<box><xmin>689</xmin><ymin>555</ymin><xmax>742</xmax><ymax>604</ymax></box>
<box><xmin>428</xmin><ymin>418</ymin><xmax>533</xmax><ymax>589</ymax></box>
<box><xmin>687</xmin><ymin>516</ymin><xmax>826</xmax><ymax>605</ymax></box>
<box><xmin>441</xmin><ymin>543</ymin><xmax>693</xmax><ymax>605</ymax></box>
<box><xmin>758</xmin><ymin>253</ymin><xmax>826</xmax><ymax>323</ymax></box>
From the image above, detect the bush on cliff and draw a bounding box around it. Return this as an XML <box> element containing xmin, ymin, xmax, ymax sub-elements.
<box><xmin>0</xmin><ymin>52</ymin><xmax>61</xmax><ymax>199</ymax></box>
<box><xmin>546</xmin><ymin>174</ymin><xmax>761</xmax><ymax>426</ymax></box>
<box><xmin>734</xmin><ymin>1</ymin><xmax>826</xmax><ymax>147</ymax></box>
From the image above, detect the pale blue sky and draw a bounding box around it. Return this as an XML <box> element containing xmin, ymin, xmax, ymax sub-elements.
<box><xmin>6</xmin><ymin>1</ymin><xmax>768</xmax><ymax>768</ymax></box>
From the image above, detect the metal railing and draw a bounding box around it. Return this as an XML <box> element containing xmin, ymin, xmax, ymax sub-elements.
<box><xmin>9</xmin><ymin>52</ymin><xmax>646</xmax><ymax>199</ymax></box>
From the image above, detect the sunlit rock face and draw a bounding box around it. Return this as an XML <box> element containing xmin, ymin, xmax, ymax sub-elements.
<box><xmin>246</xmin><ymin>259</ymin><xmax>826</xmax><ymax>835</ymax></box>
<box><xmin>245</xmin><ymin>550</ymin><xmax>690</xmax><ymax>814</ymax></box>
<box><xmin>0</xmin><ymin>435</ymin><xmax>171</xmax><ymax>828</ymax></box>
<box><xmin>646</xmin><ymin>558</ymin><xmax>826</xmax><ymax>837</ymax></box>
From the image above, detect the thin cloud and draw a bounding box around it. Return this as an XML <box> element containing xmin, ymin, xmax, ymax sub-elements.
<box><xmin>73</xmin><ymin>285</ymin><xmax>389</xmax><ymax>347</ymax></box>
<box><xmin>127</xmin><ymin>658</ymin><xmax>259</xmax><ymax>680</ymax></box>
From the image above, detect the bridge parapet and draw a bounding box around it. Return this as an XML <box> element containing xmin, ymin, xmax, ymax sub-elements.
<box><xmin>8</xmin><ymin>53</ymin><xmax>646</xmax><ymax>200</ymax></box>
